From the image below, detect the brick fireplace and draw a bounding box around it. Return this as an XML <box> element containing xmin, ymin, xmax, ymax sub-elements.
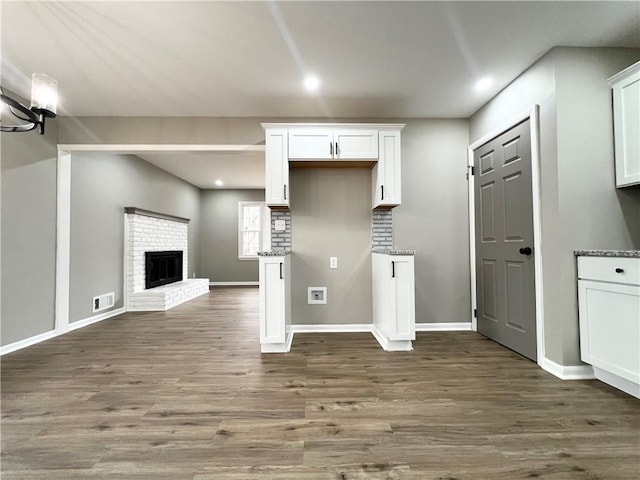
<box><xmin>124</xmin><ymin>207</ymin><xmax>208</xmax><ymax>311</ymax></box>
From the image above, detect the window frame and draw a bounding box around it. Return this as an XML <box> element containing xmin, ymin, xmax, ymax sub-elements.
<box><xmin>238</xmin><ymin>201</ymin><xmax>265</xmax><ymax>260</ymax></box>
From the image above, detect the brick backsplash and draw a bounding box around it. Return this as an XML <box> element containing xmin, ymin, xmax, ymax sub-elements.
<box><xmin>270</xmin><ymin>210</ymin><xmax>292</xmax><ymax>250</ymax></box>
<box><xmin>372</xmin><ymin>210</ymin><xmax>393</xmax><ymax>249</ymax></box>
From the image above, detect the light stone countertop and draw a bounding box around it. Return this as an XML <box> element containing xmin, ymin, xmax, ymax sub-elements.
<box><xmin>372</xmin><ymin>249</ymin><xmax>416</xmax><ymax>256</ymax></box>
<box><xmin>574</xmin><ymin>250</ymin><xmax>640</xmax><ymax>258</ymax></box>
<box><xmin>257</xmin><ymin>250</ymin><xmax>291</xmax><ymax>256</ymax></box>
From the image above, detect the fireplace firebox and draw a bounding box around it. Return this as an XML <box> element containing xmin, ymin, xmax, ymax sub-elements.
<box><xmin>145</xmin><ymin>251</ymin><xmax>183</xmax><ymax>289</ymax></box>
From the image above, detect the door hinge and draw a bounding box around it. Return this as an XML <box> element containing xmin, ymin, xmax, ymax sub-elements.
<box><xmin>473</xmin><ymin>308</ymin><xmax>477</xmax><ymax>318</ymax></box>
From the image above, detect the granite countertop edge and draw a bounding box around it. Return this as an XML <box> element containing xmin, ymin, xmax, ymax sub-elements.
<box><xmin>257</xmin><ymin>250</ymin><xmax>292</xmax><ymax>256</ymax></box>
<box><xmin>372</xmin><ymin>249</ymin><xmax>416</xmax><ymax>256</ymax></box>
<box><xmin>574</xmin><ymin>250</ymin><xmax>640</xmax><ymax>258</ymax></box>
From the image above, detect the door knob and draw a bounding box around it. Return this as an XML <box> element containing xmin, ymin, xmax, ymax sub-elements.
<box><xmin>519</xmin><ymin>247</ymin><xmax>532</xmax><ymax>255</ymax></box>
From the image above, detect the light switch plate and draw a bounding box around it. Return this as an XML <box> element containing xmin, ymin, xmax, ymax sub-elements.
<box><xmin>274</xmin><ymin>219</ymin><xmax>286</xmax><ymax>231</ymax></box>
<box><xmin>330</xmin><ymin>257</ymin><xmax>338</xmax><ymax>269</ymax></box>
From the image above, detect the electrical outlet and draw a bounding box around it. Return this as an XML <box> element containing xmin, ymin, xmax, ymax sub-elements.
<box><xmin>330</xmin><ymin>257</ymin><xmax>338</xmax><ymax>269</ymax></box>
<box><xmin>308</xmin><ymin>287</ymin><xmax>327</xmax><ymax>304</ymax></box>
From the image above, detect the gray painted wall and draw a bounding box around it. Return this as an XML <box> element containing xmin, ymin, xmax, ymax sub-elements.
<box><xmin>69</xmin><ymin>153</ymin><xmax>201</xmax><ymax>323</ymax></box>
<box><xmin>290</xmin><ymin>168</ymin><xmax>373</xmax><ymax>325</ymax></box>
<box><xmin>1</xmin><ymin>111</ymin><xmax>59</xmax><ymax>346</ymax></box>
<box><xmin>393</xmin><ymin>120</ymin><xmax>471</xmax><ymax>325</ymax></box>
<box><xmin>469</xmin><ymin>47</ymin><xmax>640</xmax><ymax>365</ymax></box>
<box><xmin>199</xmin><ymin>189</ymin><xmax>264</xmax><ymax>282</ymax></box>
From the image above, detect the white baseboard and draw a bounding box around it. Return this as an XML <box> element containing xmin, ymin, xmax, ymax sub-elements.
<box><xmin>261</xmin><ymin>330</ymin><xmax>294</xmax><ymax>353</ymax></box>
<box><xmin>291</xmin><ymin>324</ymin><xmax>373</xmax><ymax>333</ymax></box>
<box><xmin>210</xmin><ymin>281</ymin><xmax>258</xmax><ymax>287</ymax></box>
<box><xmin>539</xmin><ymin>357</ymin><xmax>596</xmax><ymax>380</ymax></box>
<box><xmin>415</xmin><ymin>322</ymin><xmax>473</xmax><ymax>332</ymax></box>
<box><xmin>68</xmin><ymin>307</ymin><xmax>126</xmax><ymax>332</ymax></box>
<box><xmin>371</xmin><ymin>325</ymin><xmax>413</xmax><ymax>352</ymax></box>
<box><xmin>1</xmin><ymin>307</ymin><xmax>126</xmax><ymax>356</ymax></box>
<box><xmin>1</xmin><ymin>330</ymin><xmax>57</xmax><ymax>356</ymax></box>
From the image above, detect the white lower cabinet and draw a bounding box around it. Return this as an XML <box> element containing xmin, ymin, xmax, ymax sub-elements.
<box><xmin>372</xmin><ymin>253</ymin><xmax>415</xmax><ymax>351</ymax></box>
<box><xmin>578</xmin><ymin>255</ymin><xmax>640</xmax><ymax>398</ymax></box>
<box><xmin>259</xmin><ymin>254</ymin><xmax>292</xmax><ymax>353</ymax></box>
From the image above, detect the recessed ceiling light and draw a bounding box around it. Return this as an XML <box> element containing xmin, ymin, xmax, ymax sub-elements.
<box><xmin>214</xmin><ymin>179</ymin><xmax>224</xmax><ymax>187</ymax></box>
<box><xmin>475</xmin><ymin>76</ymin><xmax>494</xmax><ymax>92</ymax></box>
<box><xmin>304</xmin><ymin>75</ymin><xmax>320</xmax><ymax>93</ymax></box>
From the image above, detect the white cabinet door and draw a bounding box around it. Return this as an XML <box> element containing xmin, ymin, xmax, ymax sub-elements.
<box><xmin>388</xmin><ymin>256</ymin><xmax>415</xmax><ymax>341</ymax></box>
<box><xmin>372</xmin><ymin>253</ymin><xmax>415</xmax><ymax>350</ymax></box>
<box><xmin>334</xmin><ymin>129</ymin><xmax>378</xmax><ymax>159</ymax></box>
<box><xmin>578</xmin><ymin>279</ymin><xmax>640</xmax><ymax>385</ymax></box>
<box><xmin>259</xmin><ymin>255</ymin><xmax>291</xmax><ymax>353</ymax></box>
<box><xmin>610</xmin><ymin>62</ymin><xmax>640</xmax><ymax>187</ymax></box>
<box><xmin>373</xmin><ymin>130</ymin><xmax>401</xmax><ymax>208</ymax></box>
<box><xmin>289</xmin><ymin>128</ymin><xmax>379</xmax><ymax>160</ymax></box>
<box><xmin>260</xmin><ymin>257</ymin><xmax>285</xmax><ymax>345</ymax></box>
<box><xmin>265</xmin><ymin>129</ymin><xmax>290</xmax><ymax>207</ymax></box>
<box><xmin>288</xmin><ymin>128</ymin><xmax>333</xmax><ymax>159</ymax></box>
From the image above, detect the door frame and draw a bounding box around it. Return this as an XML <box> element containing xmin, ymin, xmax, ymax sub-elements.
<box><xmin>54</xmin><ymin>143</ymin><xmax>265</xmax><ymax>336</ymax></box>
<box><xmin>467</xmin><ymin>105</ymin><xmax>545</xmax><ymax>364</ymax></box>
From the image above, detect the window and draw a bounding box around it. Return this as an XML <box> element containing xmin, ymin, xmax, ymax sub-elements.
<box><xmin>238</xmin><ymin>202</ymin><xmax>264</xmax><ymax>260</ymax></box>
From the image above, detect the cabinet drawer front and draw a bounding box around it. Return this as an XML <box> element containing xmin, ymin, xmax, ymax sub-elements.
<box><xmin>578</xmin><ymin>256</ymin><xmax>640</xmax><ymax>286</ymax></box>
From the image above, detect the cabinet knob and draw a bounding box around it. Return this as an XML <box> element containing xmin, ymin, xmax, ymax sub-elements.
<box><xmin>615</xmin><ymin>268</ymin><xmax>624</xmax><ymax>273</ymax></box>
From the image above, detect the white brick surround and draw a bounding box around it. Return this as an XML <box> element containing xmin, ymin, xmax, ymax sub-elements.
<box><xmin>125</xmin><ymin>209</ymin><xmax>208</xmax><ymax>311</ymax></box>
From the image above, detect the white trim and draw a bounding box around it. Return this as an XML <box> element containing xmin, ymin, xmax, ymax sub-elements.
<box><xmin>209</xmin><ymin>281</ymin><xmax>259</xmax><ymax>287</ymax></box>
<box><xmin>415</xmin><ymin>322</ymin><xmax>473</xmax><ymax>332</ymax></box>
<box><xmin>371</xmin><ymin>325</ymin><xmax>413</xmax><ymax>351</ymax></box>
<box><xmin>261</xmin><ymin>330</ymin><xmax>294</xmax><ymax>353</ymax></box>
<box><xmin>57</xmin><ymin>144</ymin><xmax>265</xmax><ymax>153</ymax></box>
<box><xmin>68</xmin><ymin>307</ymin><xmax>125</xmax><ymax>332</ymax></box>
<box><xmin>238</xmin><ymin>201</ymin><xmax>265</xmax><ymax>260</ymax></box>
<box><xmin>0</xmin><ymin>330</ymin><xmax>57</xmax><ymax>356</ymax></box>
<box><xmin>123</xmin><ymin>213</ymin><xmax>130</xmax><ymax>309</ymax></box>
<box><xmin>467</xmin><ymin>105</ymin><xmax>546</xmax><ymax>364</ymax></box>
<box><xmin>55</xmin><ymin>151</ymin><xmax>71</xmax><ymax>335</ymax></box>
<box><xmin>291</xmin><ymin>324</ymin><xmax>373</xmax><ymax>333</ymax></box>
<box><xmin>539</xmin><ymin>357</ymin><xmax>595</xmax><ymax>380</ymax></box>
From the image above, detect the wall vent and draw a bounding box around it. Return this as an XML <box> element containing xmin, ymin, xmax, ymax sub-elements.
<box><xmin>93</xmin><ymin>292</ymin><xmax>115</xmax><ymax>313</ymax></box>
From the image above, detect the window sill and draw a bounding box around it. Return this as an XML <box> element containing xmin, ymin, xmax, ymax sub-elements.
<box><xmin>238</xmin><ymin>256</ymin><xmax>259</xmax><ymax>261</ymax></box>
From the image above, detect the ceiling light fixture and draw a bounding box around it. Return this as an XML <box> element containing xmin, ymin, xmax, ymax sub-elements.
<box><xmin>0</xmin><ymin>73</ymin><xmax>58</xmax><ymax>135</ymax></box>
<box><xmin>304</xmin><ymin>75</ymin><xmax>320</xmax><ymax>93</ymax></box>
<box><xmin>214</xmin><ymin>179</ymin><xmax>224</xmax><ymax>187</ymax></box>
<box><xmin>474</xmin><ymin>76</ymin><xmax>494</xmax><ymax>92</ymax></box>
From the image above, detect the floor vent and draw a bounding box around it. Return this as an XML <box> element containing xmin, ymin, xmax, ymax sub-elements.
<box><xmin>93</xmin><ymin>292</ymin><xmax>115</xmax><ymax>313</ymax></box>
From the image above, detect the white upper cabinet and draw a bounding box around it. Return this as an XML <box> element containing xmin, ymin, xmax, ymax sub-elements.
<box><xmin>372</xmin><ymin>130</ymin><xmax>401</xmax><ymax>208</ymax></box>
<box><xmin>262</xmin><ymin>123</ymin><xmax>404</xmax><ymax>209</ymax></box>
<box><xmin>265</xmin><ymin>128</ymin><xmax>290</xmax><ymax>207</ymax></box>
<box><xmin>334</xmin><ymin>129</ymin><xmax>379</xmax><ymax>159</ymax></box>
<box><xmin>288</xmin><ymin>127</ymin><xmax>379</xmax><ymax>160</ymax></box>
<box><xmin>288</xmin><ymin>128</ymin><xmax>334</xmax><ymax>159</ymax></box>
<box><xmin>609</xmin><ymin>62</ymin><xmax>640</xmax><ymax>188</ymax></box>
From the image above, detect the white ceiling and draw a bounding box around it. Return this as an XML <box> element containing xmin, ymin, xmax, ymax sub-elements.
<box><xmin>2</xmin><ymin>1</ymin><xmax>639</xmax><ymax>188</ymax></box>
<box><xmin>136</xmin><ymin>150</ymin><xmax>265</xmax><ymax>189</ymax></box>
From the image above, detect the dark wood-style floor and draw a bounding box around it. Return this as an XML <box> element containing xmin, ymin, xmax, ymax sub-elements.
<box><xmin>2</xmin><ymin>288</ymin><xmax>639</xmax><ymax>479</ymax></box>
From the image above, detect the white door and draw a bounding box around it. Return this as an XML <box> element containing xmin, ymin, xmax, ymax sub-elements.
<box><xmin>389</xmin><ymin>257</ymin><xmax>415</xmax><ymax>341</ymax></box>
<box><xmin>373</xmin><ymin>130</ymin><xmax>401</xmax><ymax>207</ymax></box>
<box><xmin>260</xmin><ymin>258</ymin><xmax>285</xmax><ymax>344</ymax></box>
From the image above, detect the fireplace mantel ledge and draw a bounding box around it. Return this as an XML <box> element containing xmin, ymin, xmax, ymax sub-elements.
<box><xmin>124</xmin><ymin>207</ymin><xmax>190</xmax><ymax>224</ymax></box>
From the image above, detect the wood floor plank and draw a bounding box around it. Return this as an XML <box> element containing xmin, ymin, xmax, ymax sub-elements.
<box><xmin>2</xmin><ymin>287</ymin><xmax>639</xmax><ymax>479</ymax></box>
